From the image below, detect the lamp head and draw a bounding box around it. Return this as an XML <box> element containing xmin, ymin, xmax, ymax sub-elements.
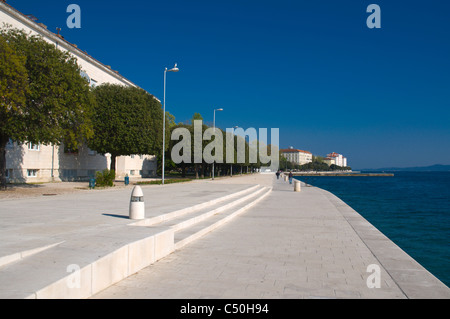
<box><xmin>168</xmin><ymin>63</ymin><xmax>179</xmax><ymax>72</ymax></box>
<box><xmin>216</xmin><ymin>108</ymin><xmax>223</xmax><ymax>111</ymax></box>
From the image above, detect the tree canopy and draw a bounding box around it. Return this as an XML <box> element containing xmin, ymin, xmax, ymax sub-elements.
<box><xmin>0</xmin><ymin>27</ymin><xmax>94</xmax><ymax>189</ymax></box>
<box><xmin>0</xmin><ymin>27</ymin><xmax>94</xmax><ymax>147</ymax></box>
<box><xmin>0</xmin><ymin>35</ymin><xmax>28</xmax><ymax>120</ymax></box>
<box><xmin>89</xmin><ymin>83</ymin><xmax>166</xmax><ymax>173</ymax></box>
<box><xmin>168</xmin><ymin>115</ymin><xmax>264</xmax><ymax>178</ymax></box>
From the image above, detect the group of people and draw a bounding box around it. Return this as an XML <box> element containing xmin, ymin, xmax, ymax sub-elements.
<box><xmin>275</xmin><ymin>170</ymin><xmax>294</xmax><ymax>184</ymax></box>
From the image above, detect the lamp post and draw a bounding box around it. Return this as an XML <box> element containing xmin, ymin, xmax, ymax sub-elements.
<box><xmin>212</xmin><ymin>108</ymin><xmax>223</xmax><ymax>180</ymax></box>
<box><xmin>162</xmin><ymin>63</ymin><xmax>179</xmax><ymax>185</ymax></box>
<box><xmin>230</xmin><ymin>126</ymin><xmax>239</xmax><ymax>177</ymax></box>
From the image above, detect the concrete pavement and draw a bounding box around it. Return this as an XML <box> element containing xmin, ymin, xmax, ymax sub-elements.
<box><xmin>0</xmin><ymin>177</ymin><xmax>267</xmax><ymax>298</ymax></box>
<box><xmin>0</xmin><ymin>173</ymin><xmax>449</xmax><ymax>299</ymax></box>
<box><xmin>92</xmin><ymin>174</ymin><xmax>450</xmax><ymax>299</ymax></box>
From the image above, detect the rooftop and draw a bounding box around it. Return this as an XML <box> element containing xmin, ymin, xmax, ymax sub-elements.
<box><xmin>0</xmin><ymin>1</ymin><xmax>140</xmax><ymax>89</ymax></box>
<box><xmin>280</xmin><ymin>149</ymin><xmax>312</xmax><ymax>154</ymax></box>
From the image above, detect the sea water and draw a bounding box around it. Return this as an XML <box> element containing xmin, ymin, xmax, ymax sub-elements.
<box><xmin>294</xmin><ymin>171</ymin><xmax>450</xmax><ymax>288</ymax></box>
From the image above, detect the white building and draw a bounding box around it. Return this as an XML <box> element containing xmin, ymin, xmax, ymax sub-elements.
<box><xmin>1</xmin><ymin>1</ymin><xmax>157</xmax><ymax>182</ymax></box>
<box><xmin>323</xmin><ymin>157</ymin><xmax>335</xmax><ymax>166</ymax></box>
<box><xmin>280</xmin><ymin>147</ymin><xmax>313</xmax><ymax>166</ymax></box>
<box><xmin>326</xmin><ymin>152</ymin><xmax>348</xmax><ymax>167</ymax></box>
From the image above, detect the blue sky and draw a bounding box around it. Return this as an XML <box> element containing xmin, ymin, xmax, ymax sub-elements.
<box><xmin>5</xmin><ymin>0</ymin><xmax>450</xmax><ymax>169</ymax></box>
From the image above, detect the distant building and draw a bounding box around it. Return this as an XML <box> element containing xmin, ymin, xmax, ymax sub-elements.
<box><xmin>323</xmin><ymin>157</ymin><xmax>336</xmax><ymax>166</ymax></box>
<box><xmin>1</xmin><ymin>1</ymin><xmax>157</xmax><ymax>182</ymax></box>
<box><xmin>326</xmin><ymin>152</ymin><xmax>348</xmax><ymax>167</ymax></box>
<box><xmin>280</xmin><ymin>147</ymin><xmax>313</xmax><ymax>166</ymax></box>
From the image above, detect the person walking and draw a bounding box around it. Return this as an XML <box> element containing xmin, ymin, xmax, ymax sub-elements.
<box><xmin>276</xmin><ymin>170</ymin><xmax>280</xmax><ymax>179</ymax></box>
<box><xmin>289</xmin><ymin>171</ymin><xmax>293</xmax><ymax>184</ymax></box>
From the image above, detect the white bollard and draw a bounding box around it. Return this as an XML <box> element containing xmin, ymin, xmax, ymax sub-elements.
<box><xmin>129</xmin><ymin>186</ymin><xmax>145</xmax><ymax>220</ymax></box>
<box><xmin>294</xmin><ymin>180</ymin><xmax>301</xmax><ymax>192</ymax></box>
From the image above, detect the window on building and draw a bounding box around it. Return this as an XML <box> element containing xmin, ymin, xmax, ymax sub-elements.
<box><xmin>27</xmin><ymin>169</ymin><xmax>38</xmax><ymax>177</ymax></box>
<box><xmin>130</xmin><ymin>170</ymin><xmax>135</xmax><ymax>176</ymax></box>
<box><xmin>28</xmin><ymin>143</ymin><xmax>40</xmax><ymax>151</ymax></box>
<box><xmin>80</xmin><ymin>71</ymin><xmax>90</xmax><ymax>84</ymax></box>
<box><xmin>61</xmin><ymin>169</ymin><xmax>77</xmax><ymax>180</ymax></box>
<box><xmin>91</xmin><ymin>79</ymin><xmax>97</xmax><ymax>88</ymax></box>
<box><xmin>131</xmin><ymin>155</ymin><xmax>135</xmax><ymax>159</ymax></box>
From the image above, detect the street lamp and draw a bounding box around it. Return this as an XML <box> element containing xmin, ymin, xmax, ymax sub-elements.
<box><xmin>162</xmin><ymin>63</ymin><xmax>179</xmax><ymax>185</ymax></box>
<box><xmin>230</xmin><ymin>126</ymin><xmax>239</xmax><ymax>177</ymax></box>
<box><xmin>212</xmin><ymin>108</ymin><xmax>223</xmax><ymax>180</ymax></box>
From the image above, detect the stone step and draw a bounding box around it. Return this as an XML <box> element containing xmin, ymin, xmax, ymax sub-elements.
<box><xmin>130</xmin><ymin>184</ymin><xmax>261</xmax><ymax>227</ymax></box>
<box><xmin>0</xmin><ymin>184</ymin><xmax>267</xmax><ymax>299</ymax></box>
<box><xmin>0</xmin><ymin>240</ymin><xmax>65</xmax><ymax>268</ymax></box>
<box><xmin>174</xmin><ymin>187</ymin><xmax>272</xmax><ymax>250</ymax></box>
<box><xmin>0</xmin><ymin>224</ymin><xmax>172</xmax><ymax>299</ymax></box>
<box><xmin>153</xmin><ymin>185</ymin><xmax>268</xmax><ymax>232</ymax></box>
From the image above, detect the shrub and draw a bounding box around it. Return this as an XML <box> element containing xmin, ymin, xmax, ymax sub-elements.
<box><xmin>95</xmin><ymin>169</ymin><xmax>115</xmax><ymax>187</ymax></box>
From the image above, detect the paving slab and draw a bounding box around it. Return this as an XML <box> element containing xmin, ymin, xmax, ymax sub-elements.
<box><xmin>0</xmin><ymin>177</ymin><xmax>262</xmax><ymax>298</ymax></box>
<box><xmin>1</xmin><ymin>173</ymin><xmax>449</xmax><ymax>299</ymax></box>
<box><xmin>92</xmin><ymin>174</ymin><xmax>450</xmax><ymax>299</ymax></box>
<box><xmin>0</xmin><ymin>181</ymin><xmax>255</xmax><ymax>263</ymax></box>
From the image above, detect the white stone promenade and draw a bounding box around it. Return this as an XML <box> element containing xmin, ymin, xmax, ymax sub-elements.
<box><xmin>93</xmin><ymin>174</ymin><xmax>450</xmax><ymax>299</ymax></box>
<box><xmin>0</xmin><ymin>173</ymin><xmax>449</xmax><ymax>299</ymax></box>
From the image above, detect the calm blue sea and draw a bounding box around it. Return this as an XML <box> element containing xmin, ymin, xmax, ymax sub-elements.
<box><xmin>294</xmin><ymin>171</ymin><xmax>450</xmax><ymax>288</ymax></box>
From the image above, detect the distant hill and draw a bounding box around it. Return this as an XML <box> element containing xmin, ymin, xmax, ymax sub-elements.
<box><xmin>362</xmin><ymin>164</ymin><xmax>450</xmax><ymax>172</ymax></box>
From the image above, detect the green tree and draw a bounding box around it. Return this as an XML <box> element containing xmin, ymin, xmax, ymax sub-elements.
<box><xmin>166</xmin><ymin>112</ymin><xmax>176</xmax><ymax>129</ymax></box>
<box><xmin>89</xmin><ymin>84</ymin><xmax>165</xmax><ymax>175</ymax></box>
<box><xmin>168</xmin><ymin>122</ymin><xmax>189</xmax><ymax>177</ymax></box>
<box><xmin>191</xmin><ymin>112</ymin><xmax>203</xmax><ymax>123</ymax></box>
<box><xmin>169</xmin><ymin>114</ymin><xmax>209</xmax><ymax>179</ymax></box>
<box><xmin>0</xmin><ymin>34</ymin><xmax>28</xmax><ymax>189</ymax></box>
<box><xmin>0</xmin><ymin>28</ymin><xmax>94</xmax><ymax>189</ymax></box>
<box><xmin>0</xmin><ymin>35</ymin><xmax>28</xmax><ymax>114</ymax></box>
<box><xmin>313</xmin><ymin>155</ymin><xmax>324</xmax><ymax>163</ymax></box>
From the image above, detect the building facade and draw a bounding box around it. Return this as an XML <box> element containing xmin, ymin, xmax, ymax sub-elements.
<box><xmin>1</xmin><ymin>1</ymin><xmax>157</xmax><ymax>182</ymax></box>
<box><xmin>326</xmin><ymin>152</ymin><xmax>348</xmax><ymax>167</ymax></box>
<box><xmin>322</xmin><ymin>157</ymin><xmax>335</xmax><ymax>166</ymax></box>
<box><xmin>280</xmin><ymin>147</ymin><xmax>313</xmax><ymax>166</ymax></box>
